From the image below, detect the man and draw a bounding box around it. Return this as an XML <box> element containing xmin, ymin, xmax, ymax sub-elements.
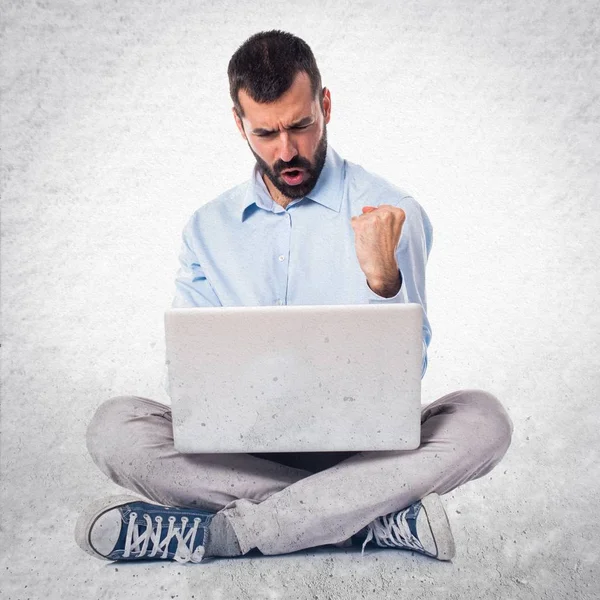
<box><xmin>76</xmin><ymin>30</ymin><xmax>513</xmax><ymax>564</ymax></box>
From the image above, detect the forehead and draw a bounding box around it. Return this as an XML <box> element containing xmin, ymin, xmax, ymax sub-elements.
<box><xmin>238</xmin><ymin>71</ymin><xmax>318</xmax><ymax>126</ymax></box>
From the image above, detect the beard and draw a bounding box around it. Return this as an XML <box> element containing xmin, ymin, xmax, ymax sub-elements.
<box><xmin>249</xmin><ymin>126</ymin><xmax>328</xmax><ymax>199</ymax></box>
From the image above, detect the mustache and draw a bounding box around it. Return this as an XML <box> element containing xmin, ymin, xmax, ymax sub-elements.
<box><xmin>273</xmin><ymin>156</ymin><xmax>312</xmax><ymax>174</ymax></box>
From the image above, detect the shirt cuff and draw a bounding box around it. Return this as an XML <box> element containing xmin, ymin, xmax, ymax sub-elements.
<box><xmin>366</xmin><ymin>269</ymin><xmax>406</xmax><ymax>303</ymax></box>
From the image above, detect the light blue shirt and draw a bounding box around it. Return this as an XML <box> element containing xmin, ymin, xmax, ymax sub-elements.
<box><xmin>172</xmin><ymin>145</ymin><xmax>433</xmax><ymax>378</ymax></box>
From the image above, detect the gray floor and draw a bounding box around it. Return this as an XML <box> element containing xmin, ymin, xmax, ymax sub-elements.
<box><xmin>2</xmin><ymin>1</ymin><xmax>599</xmax><ymax>599</ymax></box>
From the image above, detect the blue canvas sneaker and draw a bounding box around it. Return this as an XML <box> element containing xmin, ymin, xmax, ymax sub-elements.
<box><xmin>359</xmin><ymin>493</ymin><xmax>455</xmax><ymax>561</ymax></box>
<box><xmin>75</xmin><ymin>495</ymin><xmax>216</xmax><ymax>563</ymax></box>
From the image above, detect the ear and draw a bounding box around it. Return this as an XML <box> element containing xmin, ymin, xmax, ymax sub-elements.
<box><xmin>232</xmin><ymin>107</ymin><xmax>247</xmax><ymax>140</ymax></box>
<box><xmin>321</xmin><ymin>87</ymin><xmax>332</xmax><ymax>125</ymax></box>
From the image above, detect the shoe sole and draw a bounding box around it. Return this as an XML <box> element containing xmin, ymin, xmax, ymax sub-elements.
<box><xmin>420</xmin><ymin>493</ymin><xmax>456</xmax><ymax>561</ymax></box>
<box><xmin>75</xmin><ymin>494</ymin><xmax>150</xmax><ymax>560</ymax></box>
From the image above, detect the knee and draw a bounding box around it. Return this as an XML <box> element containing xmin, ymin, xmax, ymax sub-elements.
<box><xmin>458</xmin><ymin>389</ymin><xmax>514</xmax><ymax>457</ymax></box>
<box><xmin>86</xmin><ymin>395</ymin><xmax>140</xmax><ymax>465</ymax></box>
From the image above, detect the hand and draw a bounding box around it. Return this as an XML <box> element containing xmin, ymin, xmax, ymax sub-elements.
<box><xmin>350</xmin><ymin>204</ymin><xmax>405</xmax><ymax>283</ymax></box>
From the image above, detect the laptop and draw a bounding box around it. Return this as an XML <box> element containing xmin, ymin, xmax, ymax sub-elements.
<box><xmin>164</xmin><ymin>303</ymin><xmax>423</xmax><ymax>453</ymax></box>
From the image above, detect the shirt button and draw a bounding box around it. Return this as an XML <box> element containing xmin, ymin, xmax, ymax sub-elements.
<box><xmin>278</xmin><ymin>255</ymin><xmax>285</xmax><ymax>262</ymax></box>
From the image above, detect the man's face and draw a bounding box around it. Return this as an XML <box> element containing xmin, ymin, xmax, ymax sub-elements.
<box><xmin>233</xmin><ymin>71</ymin><xmax>332</xmax><ymax>200</ymax></box>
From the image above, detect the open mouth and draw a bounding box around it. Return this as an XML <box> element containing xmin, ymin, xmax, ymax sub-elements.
<box><xmin>280</xmin><ymin>169</ymin><xmax>305</xmax><ymax>186</ymax></box>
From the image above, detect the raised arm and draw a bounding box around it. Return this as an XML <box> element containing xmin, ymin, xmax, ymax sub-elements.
<box><xmin>359</xmin><ymin>196</ymin><xmax>433</xmax><ymax>378</ymax></box>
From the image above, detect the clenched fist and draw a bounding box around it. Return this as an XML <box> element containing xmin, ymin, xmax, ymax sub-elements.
<box><xmin>351</xmin><ymin>204</ymin><xmax>405</xmax><ymax>295</ymax></box>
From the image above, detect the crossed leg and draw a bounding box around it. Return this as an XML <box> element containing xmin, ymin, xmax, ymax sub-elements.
<box><xmin>86</xmin><ymin>388</ymin><xmax>513</xmax><ymax>555</ymax></box>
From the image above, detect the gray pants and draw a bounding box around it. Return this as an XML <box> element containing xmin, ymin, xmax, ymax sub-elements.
<box><xmin>86</xmin><ymin>389</ymin><xmax>513</xmax><ymax>556</ymax></box>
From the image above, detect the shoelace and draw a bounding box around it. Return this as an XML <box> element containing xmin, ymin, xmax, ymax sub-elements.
<box><xmin>123</xmin><ymin>512</ymin><xmax>206</xmax><ymax>563</ymax></box>
<box><xmin>361</xmin><ymin>508</ymin><xmax>425</xmax><ymax>557</ymax></box>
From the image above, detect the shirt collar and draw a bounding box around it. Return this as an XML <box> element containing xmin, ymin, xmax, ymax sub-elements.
<box><xmin>239</xmin><ymin>144</ymin><xmax>344</xmax><ymax>221</ymax></box>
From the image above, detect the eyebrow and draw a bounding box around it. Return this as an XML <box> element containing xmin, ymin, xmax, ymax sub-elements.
<box><xmin>251</xmin><ymin>116</ymin><xmax>314</xmax><ymax>136</ymax></box>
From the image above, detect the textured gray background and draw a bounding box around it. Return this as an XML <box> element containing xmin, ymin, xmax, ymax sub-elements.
<box><xmin>2</xmin><ymin>1</ymin><xmax>599</xmax><ymax>599</ymax></box>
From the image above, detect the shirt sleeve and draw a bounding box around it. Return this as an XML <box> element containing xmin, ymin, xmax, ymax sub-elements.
<box><xmin>364</xmin><ymin>196</ymin><xmax>433</xmax><ymax>379</ymax></box>
<box><xmin>171</xmin><ymin>214</ymin><xmax>222</xmax><ymax>309</ymax></box>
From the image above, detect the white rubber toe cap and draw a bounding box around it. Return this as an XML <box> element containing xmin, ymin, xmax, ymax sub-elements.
<box><xmin>89</xmin><ymin>509</ymin><xmax>123</xmax><ymax>556</ymax></box>
<box><xmin>75</xmin><ymin>494</ymin><xmax>142</xmax><ymax>560</ymax></box>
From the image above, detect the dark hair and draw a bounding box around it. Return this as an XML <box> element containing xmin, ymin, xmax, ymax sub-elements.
<box><xmin>228</xmin><ymin>30</ymin><xmax>323</xmax><ymax>117</ymax></box>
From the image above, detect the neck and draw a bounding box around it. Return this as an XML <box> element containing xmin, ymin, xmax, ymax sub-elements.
<box><xmin>263</xmin><ymin>174</ymin><xmax>293</xmax><ymax>209</ymax></box>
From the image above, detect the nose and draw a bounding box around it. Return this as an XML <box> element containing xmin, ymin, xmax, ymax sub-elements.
<box><xmin>278</xmin><ymin>131</ymin><xmax>297</xmax><ymax>163</ymax></box>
